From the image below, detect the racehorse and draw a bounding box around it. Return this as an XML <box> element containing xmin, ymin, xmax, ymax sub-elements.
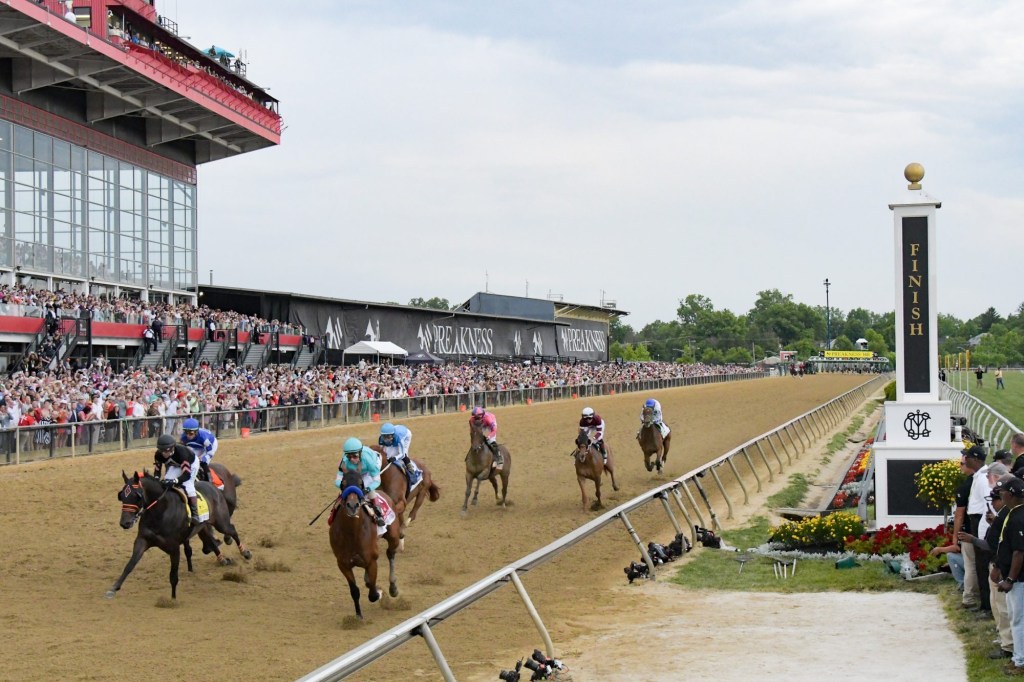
<box><xmin>463</xmin><ymin>420</ymin><xmax>511</xmax><ymax>513</ymax></box>
<box><xmin>329</xmin><ymin>470</ymin><xmax>401</xmax><ymax>619</ymax></box>
<box><xmin>106</xmin><ymin>470</ymin><xmax>252</xmax><ymax>599</ymax></box>
<box><xmin>638</xmin><ymin>406</ymin><xmax>671</xmax><ymax>473</ymax></box>
<box><xmin>370</xmin><ymin>445</ymin><xmax>441</xmax><ymax>549</ymax></box>
<box><xmin>573</xmin><ymin>430</ymin><xmax>619</xmax><ymax>511</ymax></box>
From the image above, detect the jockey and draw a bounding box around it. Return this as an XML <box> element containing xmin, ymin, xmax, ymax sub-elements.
<box><xmin>336</xmin><ymin>436</ymin><xmax>386</xmax><ymax>526</ymax></box>
<box><xmin>579</xmin><ymin>407</ymin><xmax>608</xmax><ymax>463</ymax></box>
<box><xmin>180</xmin><ymin>417</ymin><xmax>218</xmax><ymax>482</ymax></box>
<box><xmin>378</xmin><ymin>422</ymin><xmax>421</xmax><ymax>485</ymax></box>
<box><xmin>639</xmin><ymin>398</ymin><xmax>671</xmax><ymax>439</ymax></box>
<box><xmin>469</xmin><ymin>406</ymin><xmax>502</xmax><ymax>468</ymax></box>
<box><xmin>153</xmin><ymin>433</ymin><xmax>201</xmax><ymax>525</ymax></box>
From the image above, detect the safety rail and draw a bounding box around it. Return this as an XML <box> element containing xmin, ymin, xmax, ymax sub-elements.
<box><xmin>297</xmin><ymin>374</ymin><xmax>889</xmax><ymax>682</ymax></box>
<box><xmin>0</xmin><ymin>371</ymin><xmax>779</xmax><ymax>466</ymax></box>
<box><xmin>941</xmin><ymin>383</ymin><xmax>1021</xmax><ymax>451</ymax></box>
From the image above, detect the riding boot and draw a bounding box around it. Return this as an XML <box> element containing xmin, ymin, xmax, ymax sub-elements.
<box><xmin>598</xmin><ymin>441</ymin><xmax>608</xmax><ymax>464</ymax></box>
<box><xmin>200</xmin><ymin>459</ymin><xmax>211</xmax><ymax>482</ymax></box>
<box><xmin>188</xmin><ymin>496</ymin><xmax>201</xmax><ymax>526</ymax></box>
<box><xmin>488</xmin><ymin>440</ymin><xmax>504</xmax><ymax>468</ymax></box>
<box><xmin>368</xmin><ymin>500</ymin><xmax>386</xmax><ymax>527</ymax></box>
<box><xmin>405</xmin><ymin>459</ymin><xmax>420</xmax><ymax>484</ymax></box>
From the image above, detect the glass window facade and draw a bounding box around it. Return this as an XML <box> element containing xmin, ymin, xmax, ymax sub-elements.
<box><xmin>0</xmin><ymin>119</ymin><xmax>197</xmax><ymax>291</ymax></box>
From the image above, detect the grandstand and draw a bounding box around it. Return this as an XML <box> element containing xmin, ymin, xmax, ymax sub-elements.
<box><xmin>0</xmin><ymin>0</ymin><xmax>279</xmax><ymax>370</ymax></box>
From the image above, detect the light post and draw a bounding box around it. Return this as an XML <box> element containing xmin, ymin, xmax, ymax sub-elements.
<box><xmin>823</xmin><ymin>278</ymin><xmax>831</xmax><ymax>351</ymax></box>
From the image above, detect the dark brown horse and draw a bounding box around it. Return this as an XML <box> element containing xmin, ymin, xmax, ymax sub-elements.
<box><xmin>638</xmin><ymin>407</ymin><xmax>671</xmax><ymax>473</ymax></box>
<box><xmin>330</xmin><ymin>470</ymin><xmax>402</xmax><ymax>618</ymax></box>
<box><xmin>573</xmin><ymin>430</ymin><xmax>619</xmax><ymax>511</ymax></box>
<box><xmin>106</xmin><ymin>470</ymin><xmax>252</xmax><ymax>599</ymax></box>
<box><xmin>463</xmin><ymin>420</ymin><xmax>511</xmax><ymax>513</ymax></box>
<box><xmin>204</xmin><ymin>462</ymin><xmax>242</xmax><ymax>545</ymax></box>
<box><xmin>370</xmin><ymin>445</ymin><xmax>441</xmax><ymax>549</ymax></box>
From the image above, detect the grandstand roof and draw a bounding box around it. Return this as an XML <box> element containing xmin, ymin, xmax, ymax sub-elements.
<box><xmin>0</xmin><ymin>1</ymin><xmax>280</xmax><ymax>166</ymax></box>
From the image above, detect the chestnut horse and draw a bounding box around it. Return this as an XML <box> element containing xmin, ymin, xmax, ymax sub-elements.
<box><xmin>330</xmin><ymin>470</ymin><xmax>402</xmax><ymax>619</ymax></box>
<box><xmin>463</xmin><ymin>420</ymin><xmax>511</xmax><ymax>513</ymax></box>
<box><xmin>573</xmin><ymin>430</ymin><xmax>619</xmax><ymax>511</ymax></box>
<box><xmin>107</xmin><ymin>470</ymin><xmax>252</xmax><ymax>599</ymax></box>
<box><xmin>370</xmin><ymin>445</ymin><xmax>441</xmax><ymax>549</ymax></box>
<box><xmin>638</xmin><ymin>407</ymin><xmax>671</xmax><ymax>473</ymax></box>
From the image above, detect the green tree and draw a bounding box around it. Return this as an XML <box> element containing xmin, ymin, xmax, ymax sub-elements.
<box><xmin>610</xmin><ymin>342</ymin><xmax>652</xmax><ymax>361</ymax></box>
<box><xmin>609</xmin><ymin>317</ymin><xmax>634</xmax><ymax>344</ymax></box>
<box><xmin>722</xmin><ymin>346</ymin><xmax>753</xmax><ymax>364</ymax></box>
<box><xmin>408</xmin><ymin>297</ymin><xmax>452</xmax><ymax>310</ymax></box>
<box><xmin>864</xmin><ymin>329</ymin><xmax>889</xmax><ymax>357</ymax></box>
<box><xmin>832</xmin><ymin>335</ymin><xmax>855</xmax><ymax>351</ymax></box>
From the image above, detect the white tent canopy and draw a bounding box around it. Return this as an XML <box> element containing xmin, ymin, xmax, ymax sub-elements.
<box><xmin>342</xmin><ymin>341</ymin><xmax>407</xmax><ymax>359</ymax></box>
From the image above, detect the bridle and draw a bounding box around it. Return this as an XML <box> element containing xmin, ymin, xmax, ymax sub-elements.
<box><xmin>120</xmin><ymin>478</ymin><xmax>168</xmax><ymax>528</ymax></box>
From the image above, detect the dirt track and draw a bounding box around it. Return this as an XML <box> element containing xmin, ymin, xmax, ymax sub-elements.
<box><xmin>0</xmin><ymin>374</ymin><xmax>870</xmax><ymax>681</ymax></box>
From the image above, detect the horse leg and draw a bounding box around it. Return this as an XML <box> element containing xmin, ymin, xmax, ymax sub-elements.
<box><xmin>489</xmin><ymin>472</ymin><xmax>500</xmax><ymax>502</ymax></box>
<box><xmin>184</xmin><ymin>539</ymin><xmax>194</xmax><ymax>573</ymax></box>
<box><xmin>386</xmin><ymin>534</ymin><xmax>399</xmax><ymax>598</ymax></box>
<box><xmin>340</xmin><ymin>565</ymin><xmax>362</xmax><ymax>619</ymax></box>
<box><xmin>472</xmin><ymin>477</ymin><xmax>482</xmax><ymax>507</ymax></box>
<box><xmin>592</xmin><ymin>476</ymin><xmax>603</xmax><ymax>511</ymax></box>
<box><xmin>644</xmin><ymin>450</ymin><xmax>653</xmax><ymax>472</ymax></box>
<box><xmin>169</xmin><ymin>544</ymin><xmax>181</xmax><ymax>600</ymax></box>
<box><xmin>105</xmin><ymin>536</ymin><xmax>150</xmax><ymax>598</ymax></box>
<box><xmin>498</xmin><ymin>472</ymin><xmax>509</xmax><ymax>508</ymax></box>
<box><xmin>577</xmin><ymin>474</ymin><xmax>588</xmax><ymax>511</ymax></box>
<box><xmin>606</xmin><ymin>460</ymin><xmax>620</xmax><ymax>491</ymax></box>
<box><xmin>365</xmin><ymin>556</ymin><xmax>381</xmax><ymax>604</ymax></box>
<box><xmin>462</xmin><ymin>472</ymin><xmax>474</xmax><ymax>513</ymax></box>
<box><xmin>408</xmin><ymin>487</ymin><xmax>426</xmax><ymax>524</ymax></box>
<box><xmin>213</xmin><ymin>507</ymin><xmax>251</xmax><ymax>560</ymax></box>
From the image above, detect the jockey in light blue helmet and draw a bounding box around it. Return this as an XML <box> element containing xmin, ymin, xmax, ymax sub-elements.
<box><xmin>180</xmin><ymin>417</ymin><xmax>218</xmax><ymax>481</ymax></box>
<box><xmin>378</xmin><ymin>422</ymin><xmax>421</xmax><ymax>485</ymax></box>
<box><xmin>639</xmin><ymin>398</ymin><xmax>670</xmax><ymax>439</ymax></box>
<box><xmin>336</xmin><ymin>436</ymin><xmax>385</xmax><ymax>526</ymax></box>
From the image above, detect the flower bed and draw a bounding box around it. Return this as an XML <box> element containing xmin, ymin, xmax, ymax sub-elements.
<box><xmin>845</xmin><ymin>523</ymin><xmax>948</xmax><ymax>575</ymax></box>
<box><xmin>827</xmin><ymin>438</ymin><xmax>873</xmax><ymax>510</ymax></box>
<box><xmin>770</xmin><ymin>511</ymin><xmax>866</xmax><ymax>551</ymax></box>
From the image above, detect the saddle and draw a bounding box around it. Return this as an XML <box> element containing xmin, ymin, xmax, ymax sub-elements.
<box><xmin>168</xmin><ymin>486</ymin><xmax>210</xmax><ymax>524</ymax></box>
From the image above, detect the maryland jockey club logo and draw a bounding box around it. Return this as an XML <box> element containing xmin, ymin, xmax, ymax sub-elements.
<box><xmin>532</xmin><ymin>331</ymin><xmax>543</xmax><ymax>356</ymax></box>
<box><xmin>903</xmin><ymin>409</ymin><xmax>931</xmax><ymax>440</ymax></box>
<box><xmin>513</xmin><ymin>330</ymin><xmax>522</xmax><ymax>356</ymax></box>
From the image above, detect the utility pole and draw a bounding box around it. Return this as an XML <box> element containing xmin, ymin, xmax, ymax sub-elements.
<box><xmin>823</xmin><ymin>278</ymin><xmax>831</xmax><ymax>350</ymax></box>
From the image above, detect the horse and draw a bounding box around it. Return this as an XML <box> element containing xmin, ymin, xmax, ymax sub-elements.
<box><xmin>199</xmin><ymin>462</ymin><xmax>242</xmax><ymax>546</ymax></box>
<box><xmin>370</xmin><ymin>445</ymin><xmax>441</xmax><ymax>548</ymax></box>
<box><xmin>329</xmin><ymin>470</ymin><xmax>402</xmax><ymax>619</ymax></box>
<box><xmin>638</xmin><ymin>406</ymin><xmax>671</xmax><ymax>473</ymax></box>
<box><xmin>463</xmin><ymin>420</ymin><xmax>511</xmax><ymax>513</ymax></box>
<box><xmin>573</xmin><ymin>430</ymin><xmax>619</xmax><ymax>511</ymax></box>
<box><xmin>106</xmin><ymin>470</ymin><xmax>252</xmax><ymax>600</ymax></box>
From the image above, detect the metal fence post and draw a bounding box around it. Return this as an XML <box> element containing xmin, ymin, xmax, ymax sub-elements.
<box><xmin>509</xmin><ymin>571</ymin><xmax>556</xmax><ymax>659</ymax></box>
<box><xmin>618</xmin><ymin>511</ymin><xmax>657</xmax><ymax>578</ymax></box>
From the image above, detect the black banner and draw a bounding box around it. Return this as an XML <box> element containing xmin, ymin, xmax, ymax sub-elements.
<box><xmin>288</xmin><ymin>302</ymin><xmax>608</xmax><ymax>361</ymax></box>
<box><xmin>901</xmin><ymin>216</ymin><xmax>930</xmax><ymax>393</ymax></box>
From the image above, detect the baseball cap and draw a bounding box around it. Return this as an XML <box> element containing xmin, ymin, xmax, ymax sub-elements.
<box><xmin>993</xmin><ymin>477</ymin><xmax>1024</xmax><ymax>497</ymax></box>
<box><xmin>962</xmin><ymin>444</ymin><xmax>987</xmax><ymax>461</ymax></box>
<box><xmin>994</xmin><ymin>449</ymin><xmax>1012</xmax><ymax>463</ymax></box>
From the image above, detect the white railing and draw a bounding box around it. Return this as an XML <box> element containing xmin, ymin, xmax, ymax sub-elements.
<box><xmin>941</xmin><ymin>382</ymin><xmax>1021</xmax><ymax>450</ymax></box>
<box><xmin>297</xmin><ymin>374</ymin><xmax>889</xmax><ymax>681</ymax></box>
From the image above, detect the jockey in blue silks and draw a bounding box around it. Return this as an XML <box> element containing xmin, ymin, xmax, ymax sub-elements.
<box><xmin>378</xmin><ymin>422</ymin><xmax>421</xmax><ymax>485</ymax></box>
<box><xmin>180</xmin><ymin>417</ymin><xmax>218</xmax><ymax>481</ymax></box>
<box><xmin>336</xmin><ymin>437</ymin><xmax>386</xmax><ymax>526</ymax></box>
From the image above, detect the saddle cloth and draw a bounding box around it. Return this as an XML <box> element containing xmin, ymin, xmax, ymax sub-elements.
<box><xmin>372</xmin><ymin>496</ymin><xmax>396</xmax><ymax>536</ymax></box>
<box><xmin>171</xmin><ymin>487</ymin><xmax>210</xmax><ymax>523</ymax></box>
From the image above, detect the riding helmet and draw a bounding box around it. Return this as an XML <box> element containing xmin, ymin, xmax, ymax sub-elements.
<box><xmin>343</xmin><ymin>437</ymin><xmax>363</xmax><ymax>454</ymax></box>
<box><xmin>581</xmin><ymin>407</ymin><xmax>594</xmax><ymax>418</ymax></box>
<box><xmin>471</xmin><ymin>406</ymin><xmax>484</xmax><ymax>417</ymax></box>
<box><xmin>157</xmin><ymin>434</ymin><xmax>176</xmax><ymax>450</ymax></box>
<box><xmin>380</xmin><ymin>422</ymin><xmax>396</xmax><ymax>436</ymax></box>
<box><xmin>183</xmin><ymin>417</ymin><xmax>200</xmax><ymax>430</ymax></box>
<box><xmin>644</xmin><ymin>399</ymin><xmax>656</xmax><ymax>408</ymax></box>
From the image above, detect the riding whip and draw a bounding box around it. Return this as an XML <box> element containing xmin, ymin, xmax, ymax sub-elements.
<box><xmin>308</xmin><ymin>496</ymin><xmax>337</xmax><ymax>526</ymax></box>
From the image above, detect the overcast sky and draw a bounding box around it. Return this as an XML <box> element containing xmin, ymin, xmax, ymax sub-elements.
<box><xmin>171</xmin><ymin>0</ymin><xmax>1024</xmax><ymax>329</ymax></box>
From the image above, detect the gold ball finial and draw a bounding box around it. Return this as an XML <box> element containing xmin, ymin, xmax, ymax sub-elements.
<box><xmin>904</xmin><ymin>162</ymin><xmax>925</xmax><ymax>190</ymax></box>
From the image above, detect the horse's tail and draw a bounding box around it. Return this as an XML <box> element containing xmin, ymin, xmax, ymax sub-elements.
<box><xmin>427</xmin><ymin>481</ymin><xmax>441</xmax><ymax>502</ymax></box>
<box><xmin>232</xmin><ymin>474</ymin><xmax>242</xmax><ymax>488</ymax></box>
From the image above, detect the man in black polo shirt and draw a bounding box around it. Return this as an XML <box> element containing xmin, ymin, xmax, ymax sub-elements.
<box><xmin>953</xmin><ymin>451</ymin><xmax>982</xmax><ymax>609</ymax></box>
<box><xmin>961</xmin><ymin>479</ymin><xmax>1013</xmax><ymax>658</ymax></box>
<box><xmin>993</xmin><ymin>477</ymin><xmax>1024</xmax><ymax>675</ymax></box>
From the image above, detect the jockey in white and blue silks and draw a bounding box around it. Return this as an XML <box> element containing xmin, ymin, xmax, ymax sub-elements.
<box><xmin>378</xmin><ymin>422</ymin><xmax>421</xmax><ymax>484</ymax></box>
<box><xmin>336</xmin><ymin>437</ymin><xmax>386</xmax><ymax>526</ymax></box>
<box><xmin>640</xmin><ymin>398</ymin><xmax>671</xmax><ymax>439</ymax></box>
<box><xmin>181</xmin><ymin>417</ymin><xmax>218</xmax><ymax>481</ymax></box>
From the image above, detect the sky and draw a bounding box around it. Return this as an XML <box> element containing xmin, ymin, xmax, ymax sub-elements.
<box><xmin>168</xmin><ymin>0</ymin><xmax>1024</xmax><ymax>329</ymax></box>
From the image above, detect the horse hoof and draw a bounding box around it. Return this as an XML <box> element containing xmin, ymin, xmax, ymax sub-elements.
<box><xmin>241</xmin><ymin>550</ymin><xmax>252</xmax><ymax>560</ymax></box>
<box><xmin>104</xmin><ymin>590</ymin><xmax>116</xmax><ymax>599</ymax></box>
<box><xmin>219</xmin><ymin>556</ymin><xmax>234</xmax><ymax>566</ymax></box>
<box><xmin>472</xmin><ymin>499</ymin><xmax>478</xmax><ymax>507</ymax></box>
<box><xmin>590</xmin><ymin>502</ymin><xmax>603</xmax><ymax>511</ymax></box>
<box><xmin>399</xmin><ymin>538</ymin><xmax>405</xmax><ymax>552</ymax></box>
<box><xmin>613</xmin><ymin>485</ymin><xmax>620</xmax><ymax>491</ymax></box>
<box><xmin>369</xmin><ymin>590</ymin><xmax>380</xmax><ymax>603</ymax></box>
<box><xmin>645</xmin><ymin>463</ymin><xmax>653</xmax><ymax>472</ymax></box>
<box><xmin>224</xmin><ymin>536</ymin><xmax>233</xmax><ymax>545</ymax></box>
<box><xmin>389</xmin><ymin>584</ymin><xmax>398</xmax><ymax>598</ymax></box>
